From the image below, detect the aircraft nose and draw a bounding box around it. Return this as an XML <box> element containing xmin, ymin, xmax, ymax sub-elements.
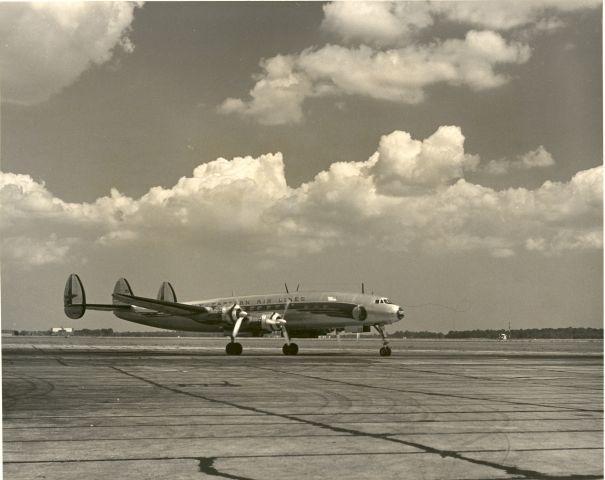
<box><xmin>396</xmin><ymin>307</ymin><xmax>405</xmax><ymax>320</ymax></box>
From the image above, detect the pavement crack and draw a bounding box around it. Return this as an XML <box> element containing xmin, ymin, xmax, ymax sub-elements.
<box><xmin>110</xmin><ymin>366</ymin><xmax>601</xmax><ymax>480</ymax></box>
<box><xmin>31</xmin><ymin>345</ymin><xmax>69</xmax><ymax>366</ymax></box>
<box><xmin>197</xmin><ymin>457</ymin><xmax>255</xmax><ymax>480</ymax></box>
<box><xmin>256</xmin><ymin>365</ymin><xmax>603</xmax><ymax>414</ymax></box>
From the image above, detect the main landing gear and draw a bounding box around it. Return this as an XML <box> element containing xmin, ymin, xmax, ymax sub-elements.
<box><xmin>226</xmin><ymin>315</ymin><xmax>245</xmax><ymax>355</ymax></box>
<box><xmin>282</xmin><ymin>343</ymin><xmax>299</xmax><ymax>355</ymax></box>
<box><xmin>280</xmin><ymin>323</ymin><xmax>298</xmax><ymax>355</ymax></box>
<box><xmin>373</xmin><ymin>324</ymin><xmax>392</xmax><ymax>357</ymax></box>
<box><xmin>226</xmin><ymin>342</ymin><xmax>243</xmax><ymax>355</ymax></box>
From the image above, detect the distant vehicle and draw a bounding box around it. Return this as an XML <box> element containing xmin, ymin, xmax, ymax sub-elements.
<box><xmin>63</xmin><ymin>274</ymin><xmax>404</xmax><ymax>356</ymax></box>
<box><xmin>498</xmin><ymin>333</ymin><xmax>508</xmax><ymax>341</ymax></box>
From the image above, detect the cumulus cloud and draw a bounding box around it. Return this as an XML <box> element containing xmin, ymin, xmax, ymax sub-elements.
<box><xmin>0</xmin><ymin>2</ymin><xmax>141</xmax><ymax>105</ymax></box>
<box><xmin>1</xmin><ymin>127</ymin><xmax>601</xmax><ymax>265</ymax></box>
<box><xmin>322</xmin><ymin>1</ymin><xmax>601</xmax><ymax>45</ymax></box>
<box><xmin>219</xmin><ymin>31</ymin><xmax>530</xmax><ymax>125</ymax></box>
<box><xmin>483</xmin><ymin>145</ymin><xmax>556</xmax><ymax>175</ymax></box>
<box><xmin>371</xmin><ymin>126</ymin><xmax>480</xmax><ymax>193</ymax></box>
<box><xmin>218</xmin><ymin>55</ymin><xmax>313</xmax><ymax>126</ymax></box>
<box><xmin>432</xmin><ymin>0</ymin><xmax>600</xmax><ymax>33</ymax></box>
<box><xmin>2</xmin><ymin>234</ymin><xmax>76</xmax><ymax>267</ymax></box>
<box><xmin>321</xmin><ymin>2</ymin><xmax>433</xmax><ymax>46</ymax></box>
<box><xmin>221</xmin><ymin>1</ymin><xmax>599</xmax><ymax>125</ymax></box>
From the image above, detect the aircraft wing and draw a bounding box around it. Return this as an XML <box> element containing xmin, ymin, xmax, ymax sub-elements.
<box><xmin>112</xmin><ymin>293</ymin><xmax>222</xmax><ymax>323</ymax></box>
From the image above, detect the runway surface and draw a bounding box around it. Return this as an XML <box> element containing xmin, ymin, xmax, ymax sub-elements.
<box><xmin>3</xmin><ymin>337</ymin><xmax>603</xmax><ymax>479</ymax></box>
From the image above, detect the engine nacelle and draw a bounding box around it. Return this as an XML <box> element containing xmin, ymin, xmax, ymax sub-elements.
<box><xmin>352</xmin><ymin>305</ymin><xmax>367</xmax><ymax>321</ymax></box>
<box><xmin>250</xmin><ymin>312</ymin><xmax>286</xmax><ymax>332</ymax></box>
<box><xmin>222</xmin><ymin>303</ymin><xmax>247</xmax><ymax>325</ymax></box>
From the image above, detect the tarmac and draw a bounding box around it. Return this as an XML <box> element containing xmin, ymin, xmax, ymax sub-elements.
<box><xmin>3</xmin><ymin>337</ymin><xmax>603</xmax><ymax>480</ymax></box>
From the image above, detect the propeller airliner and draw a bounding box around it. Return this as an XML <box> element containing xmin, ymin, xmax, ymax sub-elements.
<box><xmin>63</xmin><ymin>274</ymin><xmax>405</xmax><ymax>356</ymax></box>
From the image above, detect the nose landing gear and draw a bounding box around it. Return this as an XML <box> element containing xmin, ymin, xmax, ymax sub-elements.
<box><xmin>379</xmin><ymin>346</ymin><xmax>392</xmax><ymax>357</ymax></box>
<box><xmin>374</xmin><ymin>324</ymin><xmax>392</xmax><ymax>357</ymax></box>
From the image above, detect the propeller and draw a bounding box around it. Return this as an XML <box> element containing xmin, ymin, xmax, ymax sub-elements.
<box><xmin>258</xmin><ymin>298</ymin><xmax>290</xmax><ymax>340</ymax></box>
<box><xmin>223</xmin><ymin>303</ymin><xmax>248</xmax><ymax>344</ymax></box>
<box><xmin>223</xmin><ymin>303</ymin><xmax>248</xmax><ymax>324</ymax></box>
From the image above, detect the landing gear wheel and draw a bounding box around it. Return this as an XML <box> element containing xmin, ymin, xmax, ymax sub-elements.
<box><xmin>282</xmin><ymin>343</ymin><xmax>299</xmax><ymax>355</ymax></box>
<box><xmin>226</xmin><ymin>342</ymin><xmax>243</xmax><ymax>355</ymax></box>
<box><xmin>379</xmin><ymin>346</ymin><xmax>392</xmax><ymax>357</ymax></box>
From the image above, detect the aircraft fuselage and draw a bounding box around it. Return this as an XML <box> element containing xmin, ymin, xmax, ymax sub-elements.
<box><xmin>115</xmin><ymin>291</ymin><xmax>403</xmax><ymax>334</ymax></box>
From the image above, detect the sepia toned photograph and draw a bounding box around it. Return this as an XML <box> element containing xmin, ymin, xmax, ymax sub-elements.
<box><xmin>1</xmin><ymin>2</ymin><xmax>602</xmax><ymax>479</ymax></box>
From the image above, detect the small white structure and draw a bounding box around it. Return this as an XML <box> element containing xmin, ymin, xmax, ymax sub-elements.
<box><xmin>51</xmin><ymin>327</ymin><xmax>73</xmax><ymax>336</ymax></box>
<box><xmin>498</xmin><ymin>333</ymin><xmax>508</xmax><ymax>341</ymax></box>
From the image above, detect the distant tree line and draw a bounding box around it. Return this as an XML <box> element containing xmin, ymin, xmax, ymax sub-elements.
<box><xmin>391</xmin><ymin>328</ymin><xmax>603</xmax><ymax>339</ymax></box>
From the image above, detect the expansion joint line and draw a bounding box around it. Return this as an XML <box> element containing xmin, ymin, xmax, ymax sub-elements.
<box><xmin>110</xmin><ymin>366</ymin><xmax>600</xmax><ymax>480</ymax></box>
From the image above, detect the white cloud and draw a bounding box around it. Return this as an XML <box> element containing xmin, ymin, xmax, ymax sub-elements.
<box><xmin>0</xmin><ymin>2</ymin><xmax>141</xmax><ymax>105</ymax></box>
<box><xmin>2</xmin><ymin>234</ymin><xmax>76</xmax><ymax>267</ymax></box>
<box><xmin>221</xmin><ymin>1</ymin><xmax>599</xmax><ymax>125</ymax></box>
<box><xmin>218</xmin><ymin>55</ymin><xmax>313</xmax><ymax>126</ymax></box>
<box><xmin>321</xmin><ymin>1</ymin><xmax>601</xmax><ymax>45</ymax></box>
<box><xmin>483</xmin><ymin>145</ymin><xmax>555</xmax><ymax>175</ymax></box>
<box><xmin>1</xmin><ymin>127</ymin><xmax>601</xmax><ymax>265</ymax></box>
<box><xmin>220</xmin><ymin>31</ymin><xmax>530</xmax><ymax>125</ymax></box>
<box><xmin>371</xmin><ymin>126</ymin><xmax>480</xmax><ymax>193</ymax></box>
<box><xmin>321</xmin><ymin>2</ymin><xmax>433</xmax><ymax>46</ymax></box>
<box><xmin>432</xmin><ymin>0</ymin><xmax>600</xmax><ymax>33</ymax></box>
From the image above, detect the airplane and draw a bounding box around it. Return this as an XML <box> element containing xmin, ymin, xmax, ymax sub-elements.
<box><xmin>63</xmin><ymin>274</ymin><xmax>405</xmax><ymax>356</ymax></box>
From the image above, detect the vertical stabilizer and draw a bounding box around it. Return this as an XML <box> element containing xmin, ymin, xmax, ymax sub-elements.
<box><xmin>113</xmin><ymin>278</ymin><xmax>134</xmax><ymax>306</ymax></box>
<box><xmin>64</xmin><ymin>273</ymin><xmax>86</xmax><ymax>319</ymax></box>
<box><xmin>157</xmin><ymin>282</ymin><xmax>177</xmax><ymax>302</ymax></box>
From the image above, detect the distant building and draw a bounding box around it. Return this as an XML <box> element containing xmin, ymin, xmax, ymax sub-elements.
<box><xmin>51</xmin><ymin>327</ymin><xmax>73</xmax><ymax>336</ymax></box>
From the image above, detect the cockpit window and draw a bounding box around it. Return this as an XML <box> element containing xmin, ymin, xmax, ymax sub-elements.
<box><xmin>375</xmin><ymin>298</ymin><xmax>392</xmax><ymax>304</ymax></box>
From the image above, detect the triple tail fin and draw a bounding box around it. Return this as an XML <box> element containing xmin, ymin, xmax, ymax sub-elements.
<box><xmin>113</xmin><ymin>278</ymin><xmax>134</xmax><ymax>306</ymax></box>
<box><xmin>63</xmin><ymin>274</ymin><xmax>131</xmax><ymax>319</ymax></box>
<box><xmin>157</xmin><ymin>282</ymin><xmax>177</xmax><ymax>302</ymax></box>
<box><xmin>64</xmin><ymin>274</ymin><xmax>86</xmax><ymax>319</ymax></box>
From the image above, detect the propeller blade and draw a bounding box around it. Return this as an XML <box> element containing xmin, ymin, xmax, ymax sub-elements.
<box><xmin>282</xmin><ymin>299</ymin><xmax>291</xmax><ymax>318</ymax></box>
<box><xmin>232</xmin><ymin>316</ymin><xmax>244</xmax><ymax>339</ymax></box>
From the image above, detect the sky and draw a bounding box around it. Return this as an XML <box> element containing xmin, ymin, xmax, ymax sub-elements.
<box><xmin>0</xmin><ymin>1</ymin><xmax>602</xmax><ymax>333</ymax></box>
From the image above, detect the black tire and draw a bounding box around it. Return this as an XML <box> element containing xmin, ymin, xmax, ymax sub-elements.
<box><xmin>289</xmin><ymin>343</ymin><xmax>299</xmax><ymax>355</ymax></box>
<box><xmin>226</xmin><ymin>342</ymin><xmax>243</xmax><ymax>355</ymax></box>
<box><xmin>282</xmin><ymin>344</ymin><xmax>290</xmax><ymax>355</ymax></box>
<box><xmin>379</xmin><ymin>347</ymin><xmax>390</xmax><ymax>357</ymax></box>
<box><xmin>385</xmin><ymin>346</ymin><xmax>392</xmax><ymax>356</ymax></box>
